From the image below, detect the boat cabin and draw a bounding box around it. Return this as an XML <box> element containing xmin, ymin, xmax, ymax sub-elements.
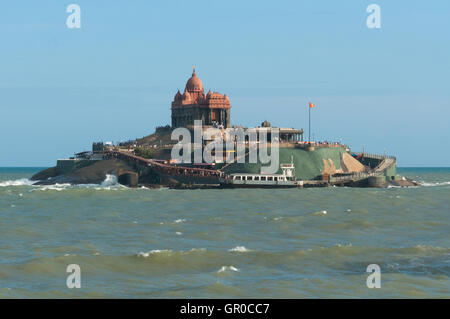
<box><xmin>231</xmin><ymin>174</ymin><xmax>294</xmax><ymax>182</ymax></box>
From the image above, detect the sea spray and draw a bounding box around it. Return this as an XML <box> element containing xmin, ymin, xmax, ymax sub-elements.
<box><xmin>101</xmin><ymin>174</ymin><xmax>118</xmax><ymax>187</ymax></box>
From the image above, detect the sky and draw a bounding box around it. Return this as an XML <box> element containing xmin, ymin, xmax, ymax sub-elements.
<box><xmin>0</xmin><ymin>0</ymin><xmax>449</xmax><ymax>167</ymax></box>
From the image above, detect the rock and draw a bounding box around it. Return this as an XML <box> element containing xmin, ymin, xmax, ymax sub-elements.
<box><xmin>32</xmin><ymin>159</ymin><xmax>135</xmax><ymax>185</ymax></box>
<box><xmin>387</xmin><ymin>178</ymin><xmax>420</xmax><ymax>187</ymax></box>
<box><xmin>31</xmin><ymin>166</ymin><xmax>59</xmax><ymax>181</ymax></box>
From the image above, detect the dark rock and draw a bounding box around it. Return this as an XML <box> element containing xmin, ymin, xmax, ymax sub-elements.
<box><xmin>32</xmin><ymin>159</ymin><xmax>136</xmax><ymax>185</ymax></box>
<box><xmin>31</xmin><ymin>166</ymin><xmax>58</xmax><ymax>181</ymax></box>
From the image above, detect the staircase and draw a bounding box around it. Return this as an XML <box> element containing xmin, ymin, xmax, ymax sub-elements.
<box><xmin>374</xmin><ymin>157</ymin><xmax>396</xmax><ymax>172</ymax></box>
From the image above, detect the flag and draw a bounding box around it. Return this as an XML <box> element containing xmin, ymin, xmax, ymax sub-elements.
<box><xmin>309</xmin><ymin>102</ymin><xmax>315</xmax><ymax>109</ymax></box>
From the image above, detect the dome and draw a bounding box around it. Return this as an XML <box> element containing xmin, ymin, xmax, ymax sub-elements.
<box><xmin>185</xmin><ymin>68</ymin><xmax>204</xmax><ymax>92</ymax></box>
<box><xmin>261</xmin><ymin>120</ymin><xmax>271</xmax><ymax>127</ymax></box>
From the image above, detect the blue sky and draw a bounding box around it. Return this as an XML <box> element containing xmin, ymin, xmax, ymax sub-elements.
<box><xmin>0</xmin><ymin>0</ymin><xmax>449</xmax><ymax>166</ymax></box>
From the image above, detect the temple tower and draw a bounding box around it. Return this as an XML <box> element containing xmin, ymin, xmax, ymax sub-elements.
<box><xmin>171</xmin><ymin>68</ymin><xmax>231</xmax><ymax>128</ymax></box>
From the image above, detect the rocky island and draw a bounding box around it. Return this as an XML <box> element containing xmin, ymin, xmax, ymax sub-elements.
<box><xmin>32</xmin><ymin>70</ymin><xmax>419</xmax><ymax>189</ymax></box>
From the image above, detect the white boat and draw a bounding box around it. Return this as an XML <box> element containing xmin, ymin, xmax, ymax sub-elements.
<box><xmin>220</xmin><ymin>157</ymin><xmax>303</xmax><ymax>188</ymax></box>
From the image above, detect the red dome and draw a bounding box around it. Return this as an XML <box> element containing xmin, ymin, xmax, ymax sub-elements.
<box><xmin>185</xmin><ymin>68</ymin><xmax>204</xmax><ymax>92</ymax></box>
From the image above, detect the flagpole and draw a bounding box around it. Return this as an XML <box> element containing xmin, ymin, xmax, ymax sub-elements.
<box><xmin>308</xmin><ymin>104</ymin><xmax>311</xmax><ymax>144</ymax></box>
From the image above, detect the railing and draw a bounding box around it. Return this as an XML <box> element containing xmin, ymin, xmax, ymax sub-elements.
<box><xmin>104</xmin><ymin>150</ymin><xmax>225</xmax><ymax>179</ymax></box>
<box><xmin>295</xmin><ymin>142</ymin><xmax>350</xmax><ymax>150</ymax></box>
<box><xmin>331</xmin><ymin>171</ymin><xmax>384</xmax><ymax>183</ymax></box>
<box><xmin>353</xmin><ymin>152</ymin><xmax>396</xmax><ymax>160</ymax></box>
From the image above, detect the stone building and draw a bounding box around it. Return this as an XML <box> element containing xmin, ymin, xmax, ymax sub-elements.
<box><xmin>171</xmin><ymin>68</ymin><xmax>231</xmax><ymax>128</ymax></box>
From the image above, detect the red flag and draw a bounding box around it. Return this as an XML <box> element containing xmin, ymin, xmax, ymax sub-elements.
<box><xmin>309</xmin><ymin>102</ymin><xmax>315</xmax><ymax>109</ymax></box>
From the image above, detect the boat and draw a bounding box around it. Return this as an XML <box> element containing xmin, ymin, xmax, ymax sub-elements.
<box><xmin>220</xmin><ymin>158</ymin><xmax>303</xmax><ymax>188</ymax></box>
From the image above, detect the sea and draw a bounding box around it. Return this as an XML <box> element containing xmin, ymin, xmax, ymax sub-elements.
<box><xmin>0</xmin><ymin>167</ymin><xmax>449</xmax><ymax>298</ymax></box>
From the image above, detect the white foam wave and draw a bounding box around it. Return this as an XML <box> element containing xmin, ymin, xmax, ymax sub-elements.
<box><xmin>37</xmin><ymin>183</ymin><xmax>72</xmax><ymax>191</ymax></box>
<box><xmin>137</xmin><ymin>248</ymin><xmax>205</xmax><ymax>257</ymax></box>
<box><xmin>0</xmin><ymin>178</ymin><xmax>34</xmax><ymax>187</ymax></box>
<box><xmin>217</xmin><ymin>266</ymin><xmax>239</xmax><ymax>273</ymax></box>
<box><xmin>174</xmin><ymin>219</ymin><xmax>186</xmax><ymax>224</ymax></box>
<box><xmin>29</xmin><ymin>175</ymin><xmax>125</xmax><ymax>192</ymax></box>
<box><xmin>188</xmin><ymin>248</ymin><xmax>206</xmax><ymax>252</ymax></box>
<box><xmin>229</xmin><ymin>246</ymin><xmax>251</xmax><ymax>253</ymax></box>
<box><xmin>137</xmin><ymin>249</ymin><xmax>172</xmax><ymax>257</ymax></box>
<box><xmin>420</xmin><ymin>181</ymin><xmax>450</xmax><ymax>187</ymax></box>
<box><xmin>0</xmin><ymin>174</ymin><xmax>140</xmax><ymax>190</ymax></box>
<box><xmin>101</xmin><ymin>174</ymin><xmax>118</xmax><ymax>186</ymax></box>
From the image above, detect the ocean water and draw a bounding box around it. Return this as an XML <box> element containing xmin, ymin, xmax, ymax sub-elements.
<box><xmin>0</xmin><ymin>167</ymin><xmax>449</xmax><ymax>298</ymax></box>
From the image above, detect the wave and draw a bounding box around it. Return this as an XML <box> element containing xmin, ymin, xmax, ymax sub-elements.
<box><xmin>33</xmin><ymin>183</ymin><xmax>72</xmax><ymax>191</ymax></box>
<box><xmin>217</xmin><ymin>266</ymin><xmax>239</xmax><ymax>273</ymax></box>
<box><xmin>0</xmin><ymin>178</ymin><xmax>34</xmax><ymax>187</ymax></box>
<box><xmin>420</xmin><ymin>181</ymin><xmax>450</xmax><ymax>187</ymax></box>
<box><xmin>136</xmin><ymin>248</ymin><xmax>207</xmax><ymax>258</ymax></box>
<box><xmin>0</xmin><ymin>175</ymin><xmax>123</xmax><ymax>190</ymax></box>
<box><xmin>3</xmin><ymin>244</ymin><xmax>446</xmax><ymax>291</ymax></box>
<box><xmin>188</xmin><ymin>248</ymin><xmax>206</xmax><ymax>252</ymax></box>
<box><xmin>28</xmin><ymin>175</ymin><xmax>125</xmax><ymax>191</ymax></box>
<box><xmin>229</xmin><ymin>246</ymin><xmax>251</xmax><ymax>253</ymax></box>
<box><xmin>137</xmin><ymin>249</ymin><xmax>173</xmax><ymax>257</ymax></box>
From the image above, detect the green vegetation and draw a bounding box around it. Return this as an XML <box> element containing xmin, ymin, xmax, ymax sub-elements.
<box><xmin>217</xmin><ymin>146</ymin><xmax>347</xmax><ymax>180</ymax></box>
<box><xmin>134</xmin><ymin>147</ymin><xmax>156</xmax><ymax>159</ymax></box>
